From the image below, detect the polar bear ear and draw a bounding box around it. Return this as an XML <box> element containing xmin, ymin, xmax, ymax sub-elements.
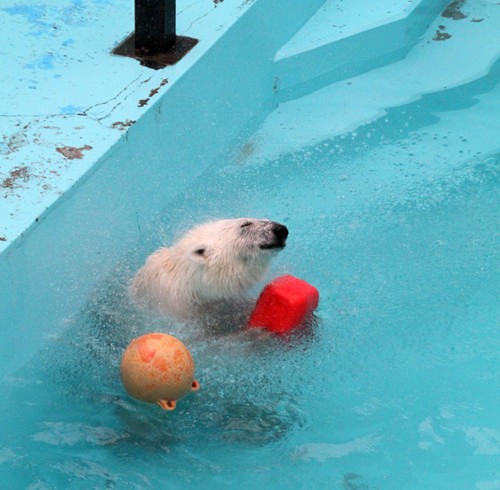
<box><xmin>191</xmin><ymin>247</ymin><xmax>208</xmax><ymax>264</ymax></box>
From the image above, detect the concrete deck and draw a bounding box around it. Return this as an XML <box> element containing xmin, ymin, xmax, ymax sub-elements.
<box><xmin>0</xmin><ymin>0</ymin><xmax>256</xmax><ymax>252</ymax></box>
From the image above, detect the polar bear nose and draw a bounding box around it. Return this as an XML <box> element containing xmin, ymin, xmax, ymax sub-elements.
<box><xmin>258</xmin><ymin>221</ymin><xmax>289</xmax><ymax>250</ymax></box>
<box><xmin>271</xmin><ymin>223</ymin><xmax>288</xmax><ymax>242</ymax></box>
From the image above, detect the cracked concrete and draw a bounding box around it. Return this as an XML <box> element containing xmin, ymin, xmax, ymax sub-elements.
<box><xmin>0</xmin><ymin>0</ymin><xmax>256</xmax><ymax>250</ymax></box>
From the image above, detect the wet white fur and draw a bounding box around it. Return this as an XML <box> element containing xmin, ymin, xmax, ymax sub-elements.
<box><xmin>130</xmin><ymin>218</ymin><xmax>284</xmax><ymax>322</ymax></box>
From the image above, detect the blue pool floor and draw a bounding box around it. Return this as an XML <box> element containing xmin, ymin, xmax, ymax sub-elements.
<box><xmin>1</xmin><ymin>0</ymin><xmax>500</xmax><ymax>488</ymax></box>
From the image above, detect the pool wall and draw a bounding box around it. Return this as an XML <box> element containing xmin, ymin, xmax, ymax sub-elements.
<box><xmin>275</xmin><ymin>0</ymin><xmax>447</xmax><ymax>102</ymax></box>
<box><xmin>0</xmin><ymin>0</ymin><xmax>324</xmax><ymax>378</ymax></box>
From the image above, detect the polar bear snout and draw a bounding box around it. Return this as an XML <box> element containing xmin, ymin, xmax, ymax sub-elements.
<box><xmin>259</xmin><ymin>222</ymin><xmax>288</xmax><ymax>250</ymax></box>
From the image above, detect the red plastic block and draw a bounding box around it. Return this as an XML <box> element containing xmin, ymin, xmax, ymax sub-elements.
<box><xmin>248</xmin><ymin>275</ymin><xmax>319</xmax><ymax>334</ymax></box>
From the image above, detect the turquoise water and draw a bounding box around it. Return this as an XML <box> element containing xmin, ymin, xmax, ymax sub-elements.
<box><xmin>2</xmin><ymin>81</ymin><xmax>499</xmax><ymax>489</ymax></box>
<box><xmin>2</xmin><ymin>6</ymin><xmax>500</xmax><ymax>490</ymax></box>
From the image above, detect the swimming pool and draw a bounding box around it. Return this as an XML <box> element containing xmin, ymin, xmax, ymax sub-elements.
<box><xmin>1</xmin><ymin>0</ymin><xmax>499</xmax><ymax>488</ymax></box>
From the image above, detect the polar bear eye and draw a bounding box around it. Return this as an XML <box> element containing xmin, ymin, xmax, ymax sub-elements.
<box><xmin>194</xmin><ymin>248</ymin><xmax>206</xmax><ymax>257</ymax></box>
<box><xmin>240</xmin><ymin>222</ymin><xmax>252</xmax><ymax>228</ymax></box>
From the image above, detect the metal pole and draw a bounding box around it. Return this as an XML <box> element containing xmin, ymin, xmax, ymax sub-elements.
<box><xmin>134</xmin><ymin>0</ymin><xmax>176</xmax><ymax>54</ymax></box>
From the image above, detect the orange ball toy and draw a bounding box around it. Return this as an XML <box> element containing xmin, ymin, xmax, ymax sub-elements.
<box><xmin>120</xmin><ymin>333</ymin><xmax>200</xmax><ymax>411</ymax></box>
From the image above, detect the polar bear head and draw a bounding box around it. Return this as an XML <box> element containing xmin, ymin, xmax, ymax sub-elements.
<box><xmin>130</xmin><ymin>218</ymin><xmax>288</xmax><ymax>321</ymax></box>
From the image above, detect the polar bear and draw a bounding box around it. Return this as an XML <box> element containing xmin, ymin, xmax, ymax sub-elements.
<box><xmin>130</xmin><ymin>218</ymin><xmax>288</xmax><ymax>323</ymax></box>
